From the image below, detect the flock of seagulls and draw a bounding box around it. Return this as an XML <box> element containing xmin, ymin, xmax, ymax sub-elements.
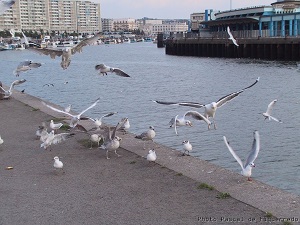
<box><xmin>0</xmin><ymin>25</ymin><xmax>283</xmax><ymax>182</ymax></box>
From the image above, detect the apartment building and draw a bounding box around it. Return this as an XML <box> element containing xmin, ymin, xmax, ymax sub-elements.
<box><xmin>0</xmin><ymin>0</ymin><xmax>101</xmax><ymax>34</ymax></box>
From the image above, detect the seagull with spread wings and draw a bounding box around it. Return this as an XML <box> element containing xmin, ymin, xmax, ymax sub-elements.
<box><xmin>95</xmin><ymin>64</ymin><xmax>130</xmax><ymax>77</ymax></box>
<box><xmin>0</xmin><ymin>79</ymin><xmax>26</xmax><ymax>99</ymax></box>
<box><xmin>227</xmin><ymin>26</ymin><xmax>239</xmax><ymax>47</ymax></box>
<box><xmin>262</xmin><ymin>99</ymin><xmax>282</xmax><ymax>123</ymax></box>
<box><xmin>154</xmin><ymin>77</ymin><xmax>259</xmax><ymax>129</ymax></box>
<box><xmin>14</xmin><ymin>60</ymin><xmax>42</xmax><ymax>77</ymax></box>
<box><xmin>223</xmin><ymin>131</ymin><xmax>260</xmax><ymax>181</ymax></box>
<box><xmin>42</xmin><ymin>98</ymin><xmax>100</xmax><ymax>128</ymax></box>
<box><xmin>22</xmin><ymin>32</ymin><xmax>102</xmax><ymax>70</ymax></box>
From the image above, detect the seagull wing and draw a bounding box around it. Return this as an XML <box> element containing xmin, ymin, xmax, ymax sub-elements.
<box><xmin>184</xmin><ymin>111</ymin><xmax>211</xmax><ymax>125</ymax></box>
<box><xmin>245</xmin><ymin>131</ymin><xmax>260</xmax><ymax>167</ymax></box>
<box><xmin>112</xmin><ymin>68</ymin><xmax>130</xmax><ymax>77</ymax></box>
<box><xmin>0</xmin><ymin>0</ymin><xmax>15</xmax><ymax>15</ymax></box>
<box><xmin>28</xmin><ymin>47</ymin><xmax>64</xmax><ymax>59</ymax></box>
<box><xmin>100</xmin><ymin>112</ymin><xmax>118</xmax><ymax>119</ymax></box>
<box><xmin>153</xmin><ymin>100</ymin><xmax>204</xmax><ymax>108</ymax></box>
<box><xmin>227</xmin><ymin>26</ymin><xmax>234</xmax><ymax>39</ymax></box>
<box><xmin>269</xmin><ymin>115</ymin><xmax>282</xmax><ymax>123</ymax></box>
<box><xmin>9</xmin><ymin>79</ymin><xmax>26</xmax><ymax>92</ymax></box>
<box><xmin>71</xmin><ymin>33</ymin><xmax>101</xmax><ymax>55</ymax></box>
<box><xmin>223</xmin><ymin>136</ymin><xmax>244</xmax><ymax>170</ymax></box>
<box><xmin>216</xmin><ymin>77</ymin><xmax>259</xmax><ymax>108</ymax></box>
<box><xmin>266</xmin><ymin>99</ymin><xmax>277</xmax><ymax>115</ymax></box>
<box><xmin>42</xmin><ymin>102</ymin><xmax>74</xmax><ymax>117</ymax></box>
<box><xmin>174</xmin><ymin>115</ymin><xmax>179</xmax><ymax>135</ymax></box>
<box><xmin>77</xmin><ymin>98</ymin><xmax>100</xmax><ymax>117</ymax></box>
<box><xmin>21</xmin><ymin>31</ymin><xmax>29</xmax><ymax>45</ymax></box>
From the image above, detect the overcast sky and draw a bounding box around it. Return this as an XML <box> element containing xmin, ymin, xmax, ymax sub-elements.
<box><xmin>95</xmin><ymin>0</ymin><xmax>276</xmax><ymax>19</ymax></box>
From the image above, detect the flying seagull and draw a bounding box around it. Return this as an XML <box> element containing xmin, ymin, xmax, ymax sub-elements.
<box><xmin>153</xmin><ymin>77</ymin><xmax>259</xmax><ymax>129</ymax></box>
<box><xmin>223</xmin><ymin>131</ymin><xmax>260</xmax><ymax>181</ymax></box>
<box><xmin>42</xmin><ymin>98</ymin><xmax>100</xmax><ymax>128</ymax></box>
<box><xmin>88</xmin><ymin>112</ymin><xmax>118</xmax><ymax>130</ymax></box>
<box><xmin>182</xmin><ymin>140</ymin><xmax>192</xmax><ymax>156</ymax></box>
<box><xmin>0</xmin><ymin>0</ymin><xmax>15</xmax><ymax>15</ymax></box>
<box><xmin>0</xmin><ymin>79</ymin><xmax>26</xmax><ymax>99</ymax></box>
<box><xmin>262</xmin><ymin>99</ymin><xmax>282</xmax><ymax>123</ymax></box>
<box><xmin>95</xmin><ymin>64</ymin><xmax>130</xmax><ymax>77</ymax></box>
<box><xmin>227</xmin><ymin>26</ymin><xmax>239</xmax><ymax>47</ymax></box>
<box><xmin>169</xmin><ymin>110</ymin><xmax>211</xmax><ymax>135</ymax></box>
<box><xmin>40</xmin><ymin>130</ymin><xmax>74</xmax><ymax>150</ymax></box>
<box><xmin>22</xmin><ymin>32</ymin><xmax>102</xmax><ymax>70</ymax></box>
<box><xmin>100</xmin><ymin>118</ymin><xmax>127</xmax><ymax>159</ymax></box>
<box><xmin>14</xmin><ymin>60</ymin><xmax>42</xmax><ymax>77</ymax></box>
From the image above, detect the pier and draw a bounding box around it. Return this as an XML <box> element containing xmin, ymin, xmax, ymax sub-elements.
<box><xmin>165</xmin><ymin>37</ymin><xmax>300</xmax><ymax>61</ymax></box>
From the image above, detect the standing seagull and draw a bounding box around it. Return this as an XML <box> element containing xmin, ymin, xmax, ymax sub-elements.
<box><xmin>154</xmin><ymin>77</ymin><xmax>259</xmax><ymax>129</ymax></box>
<box><xmin>118</xmin><ymin>117</ymin><xmax>130</xmax><ymax>134</ymax></box>
<box><xmin>50</xmin><ymin>120</ymin><xmax>64</xmax><ymax>132</ymax></box>
<box><xmin>0</xmin><ymin>79</ymin><xmax>26</xmax><ymax>99</ymax></box>
<box><xmin>227</xmin><ymin>26</ymin><xmax>239</xmax><ymax>47</ymax></box>
<box><xmin>223</xmin><ymin>131</ymin><xmax>260</xmax><ymax>181</ymax></box>
<box><xmin>0</xmin><ymin>0</ymin><xmax>15</xmax><ymax>15</ymax></box>
<box><xmin>0</xmin><ymin>135</ymin><xmax>3</xmax><ymax>145</ymax></box>
<box><xmin>42</xmin><ymin>98</ymin><xmax>100</xmax><ymax>128</ymax></box>
<box><xmin>262</xmin><ymin>99</ymin><xmax>282</xmax><ymax>123</ymax></box>
<box><xmin>95</xmin><ymin>64</ymin><xmax>130</xmax><ymax>77</ymax></box>
<box><xmin>14</xmin><ymin>60</ymin><xmax>42</xmax><ymax>77</ymax></box>
<box><xmin>169</xmin><ymin>111</ymin><xmax>211</xmax><ymax>135</ymax></box>
<box><xmin>53</xmin><ymin>156</ymin><xmax>64</xmax><ymax>173</ymax></box>
<box><xmin>182</xmin><ymin>140</ymin><xmax>192</xmax><ymax>156</ymax></box>
<box><xmin>147</xmin><ymin>149</ymin><xmax>157</xmax><ymax>163</ymax></box>
<box><xmin>135</xmin><ymin>126</ymin><xmax>156</xmax><ymax>149</ymax></box>
<box><xmin>100</xmin><ymin>118</ymin><xmax>127</xmax><ymax>159</ymax></box>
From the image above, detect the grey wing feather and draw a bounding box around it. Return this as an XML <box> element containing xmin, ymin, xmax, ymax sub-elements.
<box><xmin>78</xmin><ymin>98</ymin><xmax>100</xmax><ymax>116</ymax></box>
<box><xmin>245</xmin><ymin>131</ymin><xmax>260</xmax><ymax>167</ymax></box>
<box><xmin>42</xmin><ymin>102</ymin><xmax>74</xmax><ymax>117</ymax></box>
<box><xmin>184</xmin><ymin>111</ymin><xmax>211</xmax><ymax>124</ymax></box>
<box><xmin>10</xmin><ymin>79</ymin><xmax>26</xmax><ymax>91</ymax></box>
<box><xmin>216</xmin><ymin>77</ymin><xmax>259</xmax><ymax>108</ymax></box>
<box><xmin>112</xmin><ymin>68</ymin><xmax>130</xmax><ymax>77</ymax></box>
<box><xmin>223</xmin><ymin>136</ymin><xmax>244</xmax><ymax>169</ymax></box>
<box><xmin>153</xmin><ymin>100</ymin><xmax>204</xmax><ymax>108</ymax></box>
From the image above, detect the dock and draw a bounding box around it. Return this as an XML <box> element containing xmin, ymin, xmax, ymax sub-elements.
<box><xmin>165</xmin><ymin>37</ymin><xmax>300</xmax><ymax>61</ymax></box>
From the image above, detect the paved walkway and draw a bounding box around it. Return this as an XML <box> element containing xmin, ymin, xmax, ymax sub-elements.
<box><xmin>0</xmin><ymin>89</ymin><xmax>299</xmax><ymax>225</ymax></box>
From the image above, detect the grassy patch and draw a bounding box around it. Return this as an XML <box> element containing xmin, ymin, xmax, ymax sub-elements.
<box><xmin>197</xmin><ymin>183</ymin><xmax>215</xmax><ymax>190</ymax></box>
<box><xmin>265</xmin><ymin>212</ymin><xmax>273</xmax><ymax>218</ymax></box>
<box><xmin>129</xmin><ymin>161</ymin><xmax>136</xmax><ymax>164</ymax></box>
<box><xmin>282</xmin><ymin>222</ymin><xmax>292</xmax><ymax>225</ymax></box>
<box><xmin>77</xmin><ymin>139</ymin><xmax>103</xmax><ymax>148</ymax></box>
<box><xmin>31</xmin><ymin>107</ymin><xmax>39</xmax><ymax>111</ymax></box>
<box><xmin>59</xmin><ymin>124</ymin><xmax>71</xmax><ymax>131</ymax></box>
<box><xmin>175</xmin><ymin>173</ymin><xmax>183</xmax><ymax>176</ymax></box>
<box><xmin>216</xmin><ymin>192</ymin><xmax>231</xmax><ymax>199</ymax></box>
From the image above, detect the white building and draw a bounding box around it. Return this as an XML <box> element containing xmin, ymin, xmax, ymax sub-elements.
<box><xmin>0</xmin><ymin>0</ymin><xmax>101</xmax><ymax>34</ymax></box>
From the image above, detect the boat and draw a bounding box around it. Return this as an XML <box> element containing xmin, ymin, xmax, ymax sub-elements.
<box><xmin>0</xmin><ymin>43</ymin><xmax>15</xmax><ymax>51</ymax></box>
<box><xmin>56</xmin><ymin>40</ymin><xmax>74</xmax><ymax>47</ymax></box>
<box><xmin>144</xmin><ymin>37</ymin><xmax>153</xmax><ymax>42</ymax></box>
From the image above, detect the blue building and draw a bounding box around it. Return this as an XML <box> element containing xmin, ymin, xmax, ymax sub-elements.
<box><xmin>201</xmin><ymin>0</ymin><xmax>300</xmax><ymax>38</ymax></box>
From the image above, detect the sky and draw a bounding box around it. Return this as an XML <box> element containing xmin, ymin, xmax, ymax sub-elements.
<box><xmin>95</xmin><ymin>0</ymin><xmax>276</xmax><ymax>19</ymax></box>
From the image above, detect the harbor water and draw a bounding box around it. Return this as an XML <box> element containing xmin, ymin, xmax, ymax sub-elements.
<box><xmin>0</xmin><ymin>42</ymin><xmax>299</xmax><ymax>196</ymax></box>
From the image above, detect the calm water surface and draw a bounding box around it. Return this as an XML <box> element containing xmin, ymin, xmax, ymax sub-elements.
<box><xmin>1</xmin><ymin>42</ymin><xmax>299</xmax><ymax>196</ymax></box>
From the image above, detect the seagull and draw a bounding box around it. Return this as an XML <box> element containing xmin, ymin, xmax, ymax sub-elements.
<box><xmin>223</xmin><ymin>131</ymin><xmax>260</xmax><ymax>181</ymax></box>
<box><xmin>118</xmin><ymin>117</ymin><xmax>130</xmax><ymax>134</ymax></box>
<box><xmin>100</xmin><ymin>118</ymin><xmax>127</xmax><ymax>159</ymax></box>
<box><xmin>89</xmin><ymin>134</ymin><xmax>102</xmax><ymax>149</ymax></box>
<box><xmin>42</xmin><ymin>98</ymin><xmax>100</xmax><ymax>128</ymax></box>
<box><xmin>0</xmin><ymin>0</ymin><xmax>15</xmax><ymax>15</ymax></box>
<box><xmin>182</xmin><ymin>140</ymin><xmax>192</xmax><ymax>156</ymax></box>
<box><xmin>22</xmin><ymin>32</ymin><xmax>102</xmax><ymax>70</ymax></box>
<box><xmin>53</xmin><ymin>156</ymin><xmax>64</xmax><ymax>172</ymax></box>
<box><xmin>154</xmin><ymin>77</ymin><xmax>259</xmax><ymax>129</ymax></box>
<box><xmin>147</xmin><ymin>149</ymin><xmax>157</xmax><ymax>162</ymax></box>
<box><xmin>135</xmin><ymin>126</ymin><xmax>156</xmax><ymax>149</ymax></box>
<box><xmin>262</xmin><ymin>99</ymin><xmax>282</xmax><ymax>123</ymax></box>
<box><xmin>95</xmin><ymin>64</ymin><xmax>130</xmax><ymax>77</ymax></box>
<box><xmin>35</xmin><ymin>122</ymin><xmax>47</xmax><ymax>140</ymax></box>
<box><xmin>0</xmin><ymin>135</ymin><xmax>3</xmax><ymax>145</ymax></box>
<box><xmin>169</xmin><ymin>111</ymin><xmax>211</xmax><ymax>135</ymax></box>
<box><xmin>50</xmin><ymin>120</ymin><xmax>63</xmax><ymax>132</ymax></box>
<box><xmin>0</xmin><ymin>79</ymin><xmax>26</xmax><ymax>99</ymax></box>
<box><xmin>43</xmin><ymin>83</ymin><xmax>54</xmax><ymax>87</ymax></box>
<box><xmin>14</xmin><ymin>60</ymin><xmax>42</xmax><ymax>77</ymax></box>
<box><xmin>40</xmin><ymin>130</ymin><xmax>74</xmax><ymax>150</ymax></box>
<box><xmin>88</xmin><ymin>112</ymin><xmax>117</xmax><ymax>130</ymax></box>
<box><xmin>227</xmin><ymin>26</ymin><xmax>239</xmax><ymax>47</ymax></box>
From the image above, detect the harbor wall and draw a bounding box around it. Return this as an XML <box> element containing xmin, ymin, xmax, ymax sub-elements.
<box><xmin>165</xmin><ymin>37</ymin><xmax>300</xmax><ymax>61</ymax></box>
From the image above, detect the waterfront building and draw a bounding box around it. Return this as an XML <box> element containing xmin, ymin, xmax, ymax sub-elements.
<box><xmin>201</xmin><ymin>0</ymin><xmax>300</xmax><ymax>38</ymax></box>
<box><xmin>0</xmin><ymin>0</ymin><xmax>101</xmax><ymax>34</ymax></box>
<box><xmin>112</xmin><ymin>18</ymin><xmax>138</xmax><ymax>32</ymax></box>
<box><xmin>101</xmin><ymin>18</ymin><xmax>113</xmax><ymax>32</ymax></box>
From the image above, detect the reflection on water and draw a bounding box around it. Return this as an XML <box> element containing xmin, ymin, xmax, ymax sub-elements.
<box><xmin>1</xmin><ymin>42</ymin><xmax>299</xmax><ymax>196</ymax></box>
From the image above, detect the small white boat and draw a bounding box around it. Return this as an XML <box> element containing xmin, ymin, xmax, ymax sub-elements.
<box><xmin>56</xmin><ymin>41</ymin><xmax>74</xmax><ymax>47</ymax></box>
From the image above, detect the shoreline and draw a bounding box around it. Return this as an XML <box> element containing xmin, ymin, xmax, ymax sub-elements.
<box><xmin>1</xmin><ymin>87</ymin><xmax>300</xmax><ymax>223</ymax></box>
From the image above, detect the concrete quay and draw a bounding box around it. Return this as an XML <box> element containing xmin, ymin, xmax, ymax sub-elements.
<box><xmin>0</xmin><ymin>88</ymin><xmax>299</xmax><ymax>225</ymax></box>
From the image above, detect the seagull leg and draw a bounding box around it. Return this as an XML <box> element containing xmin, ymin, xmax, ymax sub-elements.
<box><xmin>106</xmin><ymin>150</ymin><xmax>110</xmax><ymax>159</ymax></box>
<box><xmin>143</xmin><ymin>142</ymin><xmax>146</xmax><ymax>150</ymax></box>
<box><xmin>247</xmin><ymin>177</ymin><xmax>252</xmax><ymax>181</ymax></box>
<box><xmin>114</xmin><ymin>149</ymin><xmax>121</xmax><ymax>157</ymax></box>
<box><xmin>89</xmin><ymin>140</ymin><xmax>93</xmax><ymax>149</ymax></box>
